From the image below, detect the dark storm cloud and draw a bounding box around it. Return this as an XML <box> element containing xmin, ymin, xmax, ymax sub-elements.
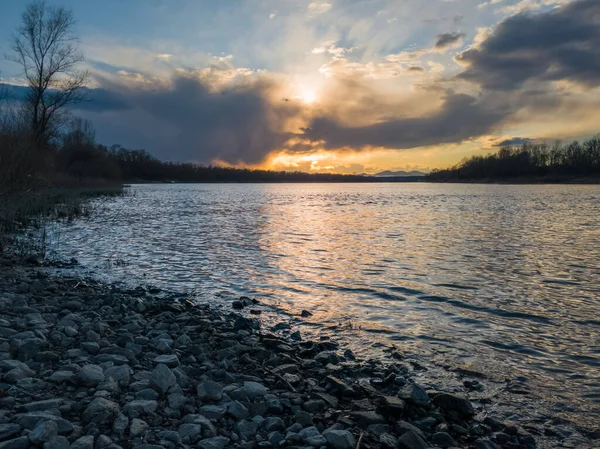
<box><xmin>434</xmin><ymin>32</ymin><xmax>466</xmax><ymax>49</ymax></box>
<box><xmin>493</xmin><ymin>137</ymin><xmax>533</xmax><ymax>147</ymax></box>
<box><xmin>300</xmin><ymin>93</ymin><xmax>507</xmax><ymax>150</ymax></box>
<box><xmin>408</xmin><ymin>66</ymin><xmax>424</xmax><ymax>72</ymax></box>
<box><xmin>457</xmin><ymin>0</ymin><xmax>600</xmax><ymax>90</ymax></box>
<box><xmin>87</xmin><ymin>73</ymin><xmax>298</xmax><ymax>164</ymax></box>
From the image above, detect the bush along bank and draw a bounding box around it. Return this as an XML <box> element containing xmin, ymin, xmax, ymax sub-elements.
<box><xmin>0</xmin><ymin>258</ymin><xmax>542</xmax><ymax>449</ymax></box>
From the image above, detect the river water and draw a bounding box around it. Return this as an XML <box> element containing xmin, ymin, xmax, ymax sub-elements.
<box><xmin>47</xmin><ymin>183</ymin><xmax>600</xmax><ymax>436</ymax></box>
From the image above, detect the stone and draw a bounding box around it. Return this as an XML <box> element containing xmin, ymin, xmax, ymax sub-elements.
<box><xmin>4</xmin><ymin>365</ymin><xmax>34</xmax><ymax>383</ymax></box>
<box><xmin>399</xmin><ymin>383</ymin><xmax>430</xmax><ymax>407</ymax></box>
<box><xmin>104</xmin><ymin>365</ymin><xmax>131</xmax><ymax>387</ymax></box>
<box><xmin>42</xmin><ymin>436</ymin><xmax>70</xmax><ymax>449</ymax></box>
<box><xmin>349</xmin><ymin>411</ymin><xmax>386</xmax><ymax>429</ymax></box>
<box><xmin>197</xmin><ymin>381</ymin><xmax>223</xmax><ymax>402</ymax></box>
<box><xmin>77</xmin><ymin>365</ymin><xmax>105</xmax><ymax>386</ymax></box>
<box><xmin>17</xmin><ymin>413</ymin><xmax>73</xmax><ymax>435</ymax></box>
<box><xmin>262</xmin><ymin>417</ymin><xmax>285</xmax><ymax>432</ymax></box>
<box><xmin>82</xmin><ymin>398</ymin><xmax>120</xmax><ymax>424</ymax></box>
<box><xmin>0</xmin><ymin>437</ymin><xmax>30</xmax><ymax>449</ymax></box>
<box><xmin>48</xmin><ymin>371</ymin><xmax>75</xmax><ymax>383</ymax></box>
<box><xmin>294</xmin><ymin>410</ymin><xmax>313</xmax><ymax>426</ymax></box>
<box><xmin>241</xmin><ymin>381</ymin><xmax>268</xmax><ymax>399</ymax></box>
<box><xmin>235</xmin><ymin>420</ymin><xmax>259</xmax><ymax>441</ymax></box>
<box><xmin>380</xmin><ymin>433</ymin><xmax>399</xmax><ymax>449</ymax></box>
<box><xmin>398</xmin><ymin>431</ymin><xmax>429</xmax><ymax>449</ymax></box>
<box><xmin>198</xmin><ymin>437</ymin><xmax>230</xmax><ymax>449</ymax></box>
<box><xmin>70</xmin><ymin>435</ymin><xmax>94</xmax><ymax>449</ymax></box>
<box><xmin>149</xmin><ymin>364</ymin><xmax>176</xmax><ymax>395</ymax></box>
<box><xmin>28</xmin><ymin>420</ymin><xmax>58</xmax><ymax>444</ymax></box>
<box><xmin>181</xmin><ymin>415</ymin><xmax>216</xmax><ymax>437</ymax></box>
<box><xmin>153</xmin><ymin>354</ymin><xmax>179</xmax><ymax>367</ymax></box>
<box><xmin>136</xmin><ymin>388</ymin><xmax>159</xmax><ymax>400</ymax></box>
<box><xmin>0</xmin><ymin>424</ymin><xmax>22</xmax><ymax>441</ymax></box>
<box><xmin>227</xmin><ymin>401</ymin><xmax>249</xmax><ymax>420</ymax></box>
<box><xmin>123</xmin><ymin>400</ymin><xmax>158</xmax><ymax>416</ymax></box>
<box><xmin>303</xmin><ymin>399</ymin><xmax>325</xmax><ymax>413</ymax></box>
<box><xmin>431</xmin><ymin>432</ymin><xmax>457</xmax><ymax>448</ymax></box>
<box><xmin>130</xmin><ymin>418</ymin><xmax>149</xmax><ymax>438</ymax></box>
<box><xmin>199</xmin><ymin>405</ymin><xmax>227</xmax><ymax>420</ymax></box>
<box><xmin>178</xmin><ymin>424</ymin><xmax>203</xmax><ymax>444</ymax></box>
<box><xmin>81</xmin><ymin>342</ymin><xmax>100</xmax><ymax>354</ymax></box>
<box><xmin>22</xmin><ymin>399</ymin><xmax>62</xmax><ymax>412</ymax></box>
<box><xmin>475</xmin><ymin>439</ymin><xmax>502</xmax><ymax>449</ymax></box>
<box><xmin>168</xmin><ymin>393</ymin><xmax>187</xmax><ymax>410</ymax></box>
<box><xmin>432</xmin><ymin>393</ymin><xmax>475</xmax><ymax>416</ymax></box>
<box><xmin>323</xmin><ymin>429</ymin><xmax>356</xmax><ymax>449</ymax></box>
<box><xmin>112</xmin><ymin>414</ymin><xmax>129</xmax><ymax>439</ymax></box>
<box><xmin>298</xmin><ymin>427</ymin><xmax>327</xmax><ymax>447</ymax></box>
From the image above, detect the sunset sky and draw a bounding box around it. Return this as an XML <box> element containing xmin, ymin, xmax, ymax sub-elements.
<box><xmin>1</xmin><ymin>0</ymin><xmax>599</xmax><ymax>173</ymax></box>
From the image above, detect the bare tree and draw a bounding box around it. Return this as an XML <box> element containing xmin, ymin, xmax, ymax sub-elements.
<box><xmin>7</xmin><ymin>0</ymin><xmax>89</xmax><ymax>148</ymax></box>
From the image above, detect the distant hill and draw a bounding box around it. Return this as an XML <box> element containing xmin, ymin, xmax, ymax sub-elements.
<box><xmin>374</xmin><ymin>170</ymin><xmax>426</xmax><ymax>177</ymax></box>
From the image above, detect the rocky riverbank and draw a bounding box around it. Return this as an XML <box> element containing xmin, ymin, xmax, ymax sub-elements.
<box><xmin>0</xmin><ymin>256</ymin><xmax>567</xmax><ymax>449</ymax></box>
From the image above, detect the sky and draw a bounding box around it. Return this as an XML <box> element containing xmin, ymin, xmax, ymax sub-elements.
<box><xmin>1</xmin><ymin>0</ymin><xmax>599</xmax><ymax>173</ymax></box>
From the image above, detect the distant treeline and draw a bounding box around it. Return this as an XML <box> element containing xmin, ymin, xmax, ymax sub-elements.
<box><xmin>427</xmin><ymin>136</ymin><xmax>600</xmax><ymax>182</ymax></box>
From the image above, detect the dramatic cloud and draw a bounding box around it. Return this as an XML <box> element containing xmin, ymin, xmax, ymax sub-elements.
<box><xmin>493</xmin><ymin>137</ymin><xmax>534</xmax><ymax>147</ymax></box>
<box><xmin>434</xmin><ymin>32</ymin><xmax>466</xmax><ymax>50</ymax></box>
<box><xmin>300</xmin><ymin>93</ymin><xmax>507</xmax><ymax>150</ymax></box>
<box><xmin>457</xmin><ymin>0</ymin><xmax>600</xmax><ymax>90</ymax></box>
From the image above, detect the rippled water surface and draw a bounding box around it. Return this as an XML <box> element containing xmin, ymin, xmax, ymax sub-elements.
<box><xmin>50</xmin><ymin>183</ymin><xmax>600</xmax><ymax>431</ymax></box>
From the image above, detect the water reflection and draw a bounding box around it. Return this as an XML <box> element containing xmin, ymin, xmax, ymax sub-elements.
<box><xmin>48</xmin><ymin>183</ymin><xmax>600</xmax><ymax>428</ymax></box>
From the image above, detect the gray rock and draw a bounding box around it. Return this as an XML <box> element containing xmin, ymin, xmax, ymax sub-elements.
<box><xmin>197</xmin><ymin>381</ymin><xmax>223</xmax><ymax>402</ymax></box>
<box><xmin>262</xmin><ymin>417</ymin><xmax>285</xmax><ymax>432</ymax></box>
<box><xmin>349</xmin><ymin>411</ymin><xmax>386</xmax><ymax>429</ymax></box>
<box><xmin>399</xmin><ymin>383</ymin><xmax>430</xmax><ymax>407</ymax></box>
<box><xmin>235</xmin><ymin>420</ymin><xmax>259</xmax><ymax>441</ymax></box>
<box><xmin>398</xmin><ymin>431</ymin><xmax>429</xmax><ymax>449</ymax></box>
<box><xmin>42</xmin><ymin>436</ymin><xmax>70</xmax><ymax>449</ymax></box>
<box><xmin>181</xmin><ymin>415</ymin><xmax>216</xmax><ymax>437</ymax></box>
<box><xmin>80</xmin><ymin>342</ymin><xmax>100</xmax><ymax>354</ymax></box>
<box><xmin>303</xmin><ymin>399</ymin><xmax>325</xmax><ymax>413</ymax></box>
<box><xmin>227</xmin><ymin>401</ymin><xmax>249</xmax><ymax>420</ymax></box>
<box><xmin>48</xmin><ymin>371</ymin><xmax>75</xmax><ymax>383</ymax></box>
<box><xmin>70</xmin><ymin>435</ymin><xmax>94</xmax><ymax>449</ymax></box>
<box><xmin>135</xmin><ymin>389</ymin><xmax>159</xmax><ymax>400</ymax></box>
<box><xmin>241</xmin><ymin>381</ymin><xmax>268</xmax><ymax>399</ymax></box>
<box><xmin>130</xmin><ymin>418</ymin><xmax>149</xmax><ymax>438</ymax></box>
<box><xmin>294</xmin><ymin>410</ymin><xmax>313</xmax><ymax>426</ymax></box>
<box><xmin>149</xmin><ymin>364</ymin><xmax>176</xmax><ymax>395</ymax></box>
<box><xmin>0</xmin><ymin>437</ymin><xmax>30</xmax><ymax>449</ymax></box>
<box><xmin>77</xmin><ymin>365</ymin><xmax>104</xmax><ymax>386</ymax></box>
<box><xmin>380</xmin><ymin>433</ymin><xmax>399</xmax><ymax>449</ymax></box>
<box><xmin>0</xmin><ymin>424</ymin><xmax>22</xmax><ymax>441</ymax></box>
<box><xmin>153</xmin><ymin>354</ymin><xmax>179</xmax><ymax>367</ymax></box>
<box><xmin>123</xmin><ymin>400</ymin><xmax>158</xmax><ymax>416</ymax></box>
<box><xmin>167</xmin><ymin>393</ymin><xmax>186</xmax><ymax>410</ymax></box>
<box><xmin>178</xmin><ymin>424</ymin><xmax>203</xmax><ymax>444</ymax></box>
<box><xmin>104</xmin><ymin>365</ymin><xmax>131</xmax><ymax>387</ymax></box>
<box><xmin>4</xmin><ymin>365</ymin><xmax>34</xmax><ymax>383</ymax></box>
<box><xmin>22</xmin><ymin>399</ymin><xmax>62</xmax><ymax>412</ymax></box>
<box><xmin>112</xmin><ymin>413</ymin><xmax>128</xmax><ymax>439</ymax></box>
<box><xmin>298</xmin><ymin>427</ymin><xmax>327</xmax><ymax>447</ymax></box>
<box><xmin>28</xmin><ymin>420</ymin><xmax>58</xmax><ymax>444</ymax></box>
<box><xmin>82</xmin><ymin>398</ymin><xmax>120</xmax><ymax>424</ymax></box>
<box><xmin>432</xmin><ymin>393</ymin><xmax>475</xmax><ymax>416</ymax></box>
<box><xmin>198</xmin><ymin>437</ymin><xmax>230</xmax><ymax>449</ymax></box>
<box><xmin>475</xmin><ymin>439</ymin><xmax>502</xmax><ymax>449</ymax></box>
<box><xmin>431</xmin><ymin>432</ymin><xmax>457</xmax><ymax>448</ymax></box>
<box><xmin>199</xmin><ymin>405</ymin><xmax>227</xmax><ymax>420</ymax></box>
<box><xmin>323</xmin><ymin>429</ymin><xmax>356</xmax><ymax>449</ymax></box>
<box><xmin>268</xmin><ymin>431</ymin><xmax>285</xmax><ymax>446</ymax></box>
<box><xmin>17</xmin><ymin>413</ymin><xmax>73</xmax><ymax>434</ymax></box>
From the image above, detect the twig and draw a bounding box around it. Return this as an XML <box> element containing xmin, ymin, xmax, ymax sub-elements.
<box><xmin>356</xmin><ymin>432</ymin><xmax>364</xmax><ymax>449</ymax></box>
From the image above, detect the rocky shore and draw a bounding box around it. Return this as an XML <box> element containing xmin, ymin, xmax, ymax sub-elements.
<box><xmin>0</xmin><ymin>256</ymin><xmax>551</xmax><ymax>449</ymax></box>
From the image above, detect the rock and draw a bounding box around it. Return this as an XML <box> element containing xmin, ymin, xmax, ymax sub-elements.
<box><xmin>227</xmin><ymin>401</ymin><xmax>249</xmax><ymax>420</ymax></box>
<box><xmin>123</xmin><ymin>400</ymin><xmax>158</xmax><ymax>416</ymax></box>
<box><xmin>298</xmin><ymin>427</ymin><xmax>327</xmax><ymax>447</ymax></box>
<box><xmin>323</xmin><ymin>429</ymin><xmax>356</xmax><ymax>449</ymax></box>
<box><xmin>104</xmin><ymin>365</ymin><xmax>131</xmax><ymax>387</ymax></box>
<box><xmin>349</xmin><ymin>411</ymin><xmax>386</xmax><ymax>429</ymax></box>
<box><xmin>198</xmin><ymin>436</ymin><xmax>230</xmax><ymax>449</ymax></box>
<box><xmin>77</xmin><ymin>365</ymin><xmax>105</xmax><ymax>386</ymax></box>
<box><xmin>178</xmin><ymin>424</ymin><xmax>204</xmax><ymax>444</ymax></box>
<box><xmin>81</xmin><ymin>342</ymin><xmax>100</xmax><ymax>354</ymax></box>
<box><xmin>475</xmin><ymin>439</ymin><xmax>502</xmax><ymax>449</ymax></box>
<box><xmin>241</xmin><ymin>381</ymin><xmax>268</xmax><ymax>399</ymax></box>
<box><xmin>0</xmin><ymin>437</ymin><xmax>30</xmax><ymax>449</ymax></box>
<box><xmin>379</xmin><ymin>396</ymin><xmax>406</xmax><ymax>415</ymax></box>
<box><xmin>197</xmin><ymin>381</ymin><xmax>223</xmax><ymax>402</ymax></box>
<box><xmin>4</xmin><ymin>365</ymin><xmax>34</xmax><ymax>383</ymax></box>
<box><xmin>154</xmin><ymin>354</ymin><xmax>179</xmax><ymax>367</ymax></box>
<box><xmin>294</xmin><ymin>410</ymin><xmax>313</xmax><ymax>426</ymax></box>
<box><xmin>380</xmin><ymin>433</ymin><xmax>399</xmax><ymax>449</ymax></box>
<box><xmin>303</xmin><ymin>399</ymin><xmax>325</xmax><ymax>413</ymax></box>
<box><xmin>301</xmin><ymin>310</ymin><xmax>312</xmax><ymax>317</ymax></box>
<box><xmin>168</xmin><ymin>393</ymin><xmax>187</xmax><ymax>410</ymax></box>
<box><xmin>70</xmin><ymin>435</ymin><xmax>94</xmax><ymax>449</ymax></box>
<box><xmin>181</xmin><ymin>415</ymin><xmax>216</xmax><ymax>438</ymax></box>
<box><xmin>28</xmin><ymin>420</ymin><xmax>58</xmax><ymax>444</ymax></box>
<box><xmin>235</xmin><ymin>420</ymin><xmax>259</xmax><ymax>441</ymax></box>
<box><xmin>431</xmin><ymin>432</ymin><xmax>457</xmax><ymax>448</ymax></box>
<box><xmin>42</xmin><ymin>436</ymin><xmax>70</xmax><ymax>449</ymax></box>
<box><xmin>48</xmin><ymin>370</ymin><xmax>75</xmax><ymax>383</ymax></box>
<box><xmin>0</xmin><ymin>424</ymin><xmax>22</xmax><ymax>441</ymax></box>
<box><xmin>112</xmin><ymin>414</ymin><xmax>129</xmax><ymax>439</ymax></box>
<box><xmin>262</xmin><ymin>417</ymin><xmax>285</xmax><ymax>432</ymax></box>
<box><xmin>17</xmin><ymin>413</ymin><xmax>73</xmax><ymax>435</ymax></box>
<box><xmin>130</xmin><ymin>418</ymin><xmax>149</xmax><ymax>437</ymax></box>
<box><xmin>398</xmin><ymin>431</ymin><xmax>429</xmax><ymax>449</ymax></box>
<box><xmin>82</xmin><ymin>398</ymin><xmax>120</xmax><ymax>424</ymax></box>
<box><xmin>199</xmin><ymin>405</ymin><xmax>227</xmax><ymax>420</ymax></box>
<box><xmin>149</xmin><ymin>364</ymin><xmax>176</xmax><ymax>395</ymax></box>
<box><xmin>399</xmin><ymin>383</ymin><xmax>430</xmax><ymax>407</ymax></box>
<box><xmin>22</xmin><ymin>399</ymin><xmax>62</xmax><ymax>412</ymax></box>
<box><xmin>432</xmin><ymin>393</ymin><xmax>475</xmax><ymax>416</ymax></box>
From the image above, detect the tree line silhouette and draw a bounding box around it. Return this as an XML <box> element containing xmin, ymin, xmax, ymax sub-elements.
<box><xmin>427</xmin><ymin>136</ymin><xmax>600</xmax><ymax>182</ymax></box>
